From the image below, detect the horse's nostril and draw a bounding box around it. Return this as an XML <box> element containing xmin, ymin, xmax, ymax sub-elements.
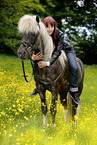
<box><xmin>18</xmin><ymin>52</ymin><xmax>22</xmax><ymax>58</ymax></box>
<box><xmin>18</xmin><ymin>51</ymin><xmax>26</xmax><ymax>58</ymax></box>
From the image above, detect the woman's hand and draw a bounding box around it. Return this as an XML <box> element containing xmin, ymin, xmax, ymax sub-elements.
<box><xmin>38</xmin><ymin>61</ymin><xmax>47</xmax><ymax>68</ymax></box>
<box><xmin>32</xmin><ymin>51</ymin><xmax>43</xmax><ymax>61</ymax></box>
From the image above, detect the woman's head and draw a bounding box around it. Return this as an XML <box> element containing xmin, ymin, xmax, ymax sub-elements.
<box><xmin>43</xmin><ymin>16</ymin><xmax>57</xmax><ymax>44</ymax></box>
<box><xmin>43</xmin><ymin>16</ymin><xmax>56</xmax><ymax>28</ymax></box>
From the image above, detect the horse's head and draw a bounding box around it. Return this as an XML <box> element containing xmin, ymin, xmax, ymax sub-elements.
<box><xmin>17</xmin><ymin>15</ymin><xmax>40</xmax><ymax>59</ymax></box>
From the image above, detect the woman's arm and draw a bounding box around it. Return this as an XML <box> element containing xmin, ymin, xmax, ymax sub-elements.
<box><xmin>32</xmin><ymin>51</ymin><xmax>43</xmax><ymax>61</ymax></box>
<box><xmin>38</xmin><ymin>61</ymin><xmax>50</xmax><ymax>68</ymax></box>
<box><xmin>38</xmin><ymin>28</ymin><xmax>64</xmax><ymax>68</ymax></box>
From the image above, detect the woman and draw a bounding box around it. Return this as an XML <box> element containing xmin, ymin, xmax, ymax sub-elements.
<box><xmin>29</xmin><ymin>16</ymin><xmax>81</xmax><ymax>105</ymax></box>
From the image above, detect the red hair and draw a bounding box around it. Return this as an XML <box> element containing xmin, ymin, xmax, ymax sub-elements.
<box><xmin>43</xmin><ymin>16</ymin><xmax>57</xmax><ymax>45</ymax></box>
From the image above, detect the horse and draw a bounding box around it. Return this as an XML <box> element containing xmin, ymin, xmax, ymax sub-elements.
<box><xmin>17</xmin><ymin>15</ymin><xmax>84</xmax><ymax>126</ymax></box>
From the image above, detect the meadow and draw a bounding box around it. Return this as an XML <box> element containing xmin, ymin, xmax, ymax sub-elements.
<box><xmin>0</xmin><ymin>54</ymin><xmax>97</xmax><ymax>145</ymax></box>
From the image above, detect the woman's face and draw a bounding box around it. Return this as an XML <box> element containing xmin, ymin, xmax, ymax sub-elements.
<box><xmin>46</xmin><ymin>23</ymin><xmax>54</xmax><ymax>35</ymax></box>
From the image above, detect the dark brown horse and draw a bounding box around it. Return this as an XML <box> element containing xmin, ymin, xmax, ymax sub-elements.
<box><xmin>17</xmin><ymin>15</ymin><xmax>84</xmax><ymax>125</ymax></box>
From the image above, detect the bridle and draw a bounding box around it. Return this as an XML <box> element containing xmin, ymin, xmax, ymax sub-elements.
<box><xmin>21</xmin><ymin>30</ymin><xmax>40</xmax><ymax>58</ymax></box>
<box><xmin>21</xmin><ymin>25</ymin><xmax>40</xmax><ymax>82</ymax></box>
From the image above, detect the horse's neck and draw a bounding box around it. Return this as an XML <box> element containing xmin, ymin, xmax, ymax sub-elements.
<box><xmin>39</xmin><ymin>22</ymin><xmax>54</xmax><ymax>61</ymax></box>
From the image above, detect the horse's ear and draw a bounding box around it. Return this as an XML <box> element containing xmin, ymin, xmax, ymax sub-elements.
<box><xmin>36</xmin><ymin>15</ymin><xmax>40</xmax><ymax>23</ymax></box>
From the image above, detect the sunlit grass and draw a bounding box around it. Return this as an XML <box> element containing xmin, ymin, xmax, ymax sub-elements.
<box><xmin>0</xmin><ymin>54</ymin><xmax>97</xmax><ymax>145</ymax></box>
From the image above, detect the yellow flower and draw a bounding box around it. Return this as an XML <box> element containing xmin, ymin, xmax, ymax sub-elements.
<box><xmin>41</xmin><ymin>129</ymin><xmax>45</xmax><ymax>132</ymax></box>
<box><xmin>1</xmin><ymin>111</ymin><xmax>5</xmax><ymax>115</ymax></box>
<box><xmin>21</xmin><ymin>133</ymin><xmax>23</xmax><ymax>136</ymax></box>
<box><xmin>24</xmin><ymin>116</ymin><xmax>28</xmax><ymax>120</ymax></box>
<box><xmin>13</xmin><ymin>104</ymin><xmax>16</xmax><ymax>108</ymax></box>
<box><xmin>15</xmin><ymin>112</ymin><xmax>19</xmax><ymax>115</ymax></box>
<box><xmin>16</xmin><ymin>99</ymin><xmax>19</xmax><ymax>103</ymax></box>
<box><xmin>16</xmin><ymin>138</ymin><xmax>20</xmax><ymax>141</ymax></box>
<box><xmin>18</xmin><ymin>108</ymin><xmax>23</xmax><ymax>113</ymax></box>
<box><xmin>74</xmin><ymin>115</ymin><xmax>79</xmax><ymax>120</ymax></box>
<box><xmin>48</xmin><ymin>137</ymin><xmax>53</xmax><ymax>140</ymax></box>
<box><xmin>9</xmin><ymin>134</ymin><xmax>12</xmax><ymax>137</ymax></box>
<box><xmin>16</xmin><ymin>125</ymin><xmax>18</xmax><ymax>127</ymax></box>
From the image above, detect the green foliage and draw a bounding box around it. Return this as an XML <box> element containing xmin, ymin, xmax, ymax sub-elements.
<box><xmin>0</xmin><ymin>0</ymin><xmax>45</xmax><ymax>54</ymax></box>
<box><xmin>77</xmin><ymin>33</ymin><xmax>97</xmax><ymax>64</ymax></box>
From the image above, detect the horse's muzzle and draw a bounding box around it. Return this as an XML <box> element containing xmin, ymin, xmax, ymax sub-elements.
<box><xmin>17</xmin><ymin>49</ymin><xmax>27</xmax><ymax>59</ymax></box>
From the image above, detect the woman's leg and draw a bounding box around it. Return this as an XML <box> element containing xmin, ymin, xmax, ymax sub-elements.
<box><xmin>66</xmin><ymin>52</ymin><xmax>81</xmax><ymax>104</ymax></box>
<box><xmin>66</xmin><ymin>52</ymin><xmax>78</xmax><ymax>91</ymax></box>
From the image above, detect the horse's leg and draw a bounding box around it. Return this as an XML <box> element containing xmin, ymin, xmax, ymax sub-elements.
<box><xmin>50</xmin><ymin>93</ymin><xmax>58</xmax><ymax>126</ymax></box>
<box><xmin>60</xmin><ymin>91</ymin><xmax>68</xmax><ymax>123</ymax></box>
<box><xmin>43</xmin><ymin>114</ymin><xmax>47</xmax><ymax>125</ymax></box>
<box><xmin>39</xmin><ymin>90</ymin><xmax>47</xmax><ymax>126</ymax></box>
<box><xmin>72</xmin><ymin>100</ymin><xmax>79</xmax><ymax>127</ymax></box>
<box><xmin>72</xmin><ymin>101</ymin><xmax>78</xmax><ymax>119</ymax></box>
<box><xmin>75</xmin><ymin>104</ymin><xmax>80</xmax><ymax>127</ymax></box>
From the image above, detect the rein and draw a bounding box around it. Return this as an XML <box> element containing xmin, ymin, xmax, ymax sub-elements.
<box><xmin>22</xmin><ymin>59</ymin><xmax>64</xmax><ymax>84</ymax></box>
<box><xmin>21</xmin><ymin>59</ymin><xmax>33</xmax><ymax>82</ymax></box>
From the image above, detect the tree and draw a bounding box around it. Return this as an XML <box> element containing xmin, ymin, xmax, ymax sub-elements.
<box><xmin>48</xmin><ymin>0</ymin><xmax>97</xmax><ymax>63</ymax></box>
<box><xmin>0</xmin><ymin>0</ymin><xmax>45</xmax><ymax>54</ymax></box>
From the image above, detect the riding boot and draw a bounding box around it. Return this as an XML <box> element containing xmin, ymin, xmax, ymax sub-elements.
<box><xmin>29</xmin><ymin>88</ymin><xmax>38</xmax><ymax>97</ymax></box>
<box><xmin>70</xmin><ymin>92</ymin><xmax>81</xmax><ymax>105</ymax></box>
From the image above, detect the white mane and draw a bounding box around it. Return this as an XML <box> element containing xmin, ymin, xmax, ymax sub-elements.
<box><xmin>18</xmin><ymin>15</ymin><xmax>66</xmax><ymax>68</ymax></box>
<box><xmin>18</xmin><ymin>15</ymin><xmax>39</xmax><ymax>34</ymax></box>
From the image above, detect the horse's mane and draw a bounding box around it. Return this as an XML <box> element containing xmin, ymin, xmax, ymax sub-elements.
<box><xmin>18</xmin><ymin>15</ymin><xmax>66</xmax><ymax>68</ymax></box>
<box><xmin>18</xmin><ymin>15</ymin><xmax>39</xmax><ymax>34</ymax></box>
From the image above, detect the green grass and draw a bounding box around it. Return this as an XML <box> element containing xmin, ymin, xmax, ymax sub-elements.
<box><xmin>0</xmin><ymin>54</ymin><xmax>97</xmax><ymax>145</ymax></box>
